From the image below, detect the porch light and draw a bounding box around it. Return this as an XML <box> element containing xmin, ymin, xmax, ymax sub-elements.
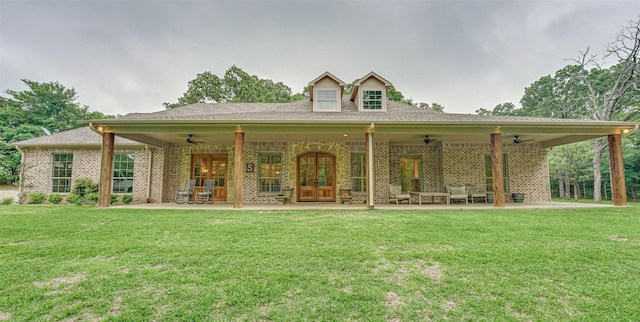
<box><xmin>623</xmin><ymin>129</ymin><xmax>630</xmax><ymax>134</ymax></box>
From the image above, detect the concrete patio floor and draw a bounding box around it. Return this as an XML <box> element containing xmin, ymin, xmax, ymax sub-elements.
<box><xmin>115</xmin><ymin>201</ymin><xmax>615</xmax><ymax>211</ymax></box>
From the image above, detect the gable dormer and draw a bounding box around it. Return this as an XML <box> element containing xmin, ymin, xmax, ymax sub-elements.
<box><xmin>351</xmin><ymin>72</ymin><xmax>392</xmax><ymax>112</ymax></box>
<box><xmin>308</xmin><ymin>72</ymin><xmax>346</xmax><ymax>112</ymax></box>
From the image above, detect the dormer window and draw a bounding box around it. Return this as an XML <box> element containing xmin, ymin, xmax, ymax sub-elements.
<box><xmin>363</xmin><ymin>90</ymin><xmax>383</xmax><ymax>110</ymax></box>
<box><xmin>308</xmin><ymin>72</ymin><xmax>346</xmax><ymax>112</ymax></box>
<box><xmin>351</xmin><ymin>72</ymin><xmax>392</xmax><ymax>112</ymax></box>
<box><xmin>317</xmin><ymin>90</ymin><xmax>338</xmax><ymax>111</ymax></box>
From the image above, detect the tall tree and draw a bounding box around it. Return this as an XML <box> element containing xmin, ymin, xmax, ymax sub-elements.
<box><xmin>163</xmin><ymin>66</ymin><xmax>300</xmax><ymax>108</ymax></box>
<box><xmin>570</xmin><ymin>16</ymin><xmax>640</xmax><ymax>202</ymax></box>
<box><xmin>0</xmin><ymin>80</ymin><xmax>110</xmax><ymax>183</ymax></box>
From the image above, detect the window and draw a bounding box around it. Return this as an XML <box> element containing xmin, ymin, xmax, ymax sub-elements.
<box><xmin>112</xmin><ymin>153</ymin><xmax>134</xmax><ymax>193</ymax></box>
<box><xmin>400</xmin><ymin>156</ymin><xmax>421</xmax><ymax>192</ymax></box>
<box><xmin>484</xmin><ymin>154</ymin><xmax>509</xmax><ymax>193</ymax></box>
<box><xmin>259</xmin><ymin>153</ymin><xmax>282</xmax><ymax>193</ymax></box>
<box><xmin>51</xmin><ymin>153</ymin><xmax>73</xmax><ymax>193</ymax></box>
<box><xmin>316</xmin><ymin>90</ymin><xmax>338</xmax><ymax>111</ymax></box>
<box><xmin>363</xmin><ymin>90</ymin><xmax>382</xmax><ymax>110</ymax></box>
<box><xmin>351</xmin><ymin>153</ymin><xmax>366</xmax><ymax>193</ymax></box>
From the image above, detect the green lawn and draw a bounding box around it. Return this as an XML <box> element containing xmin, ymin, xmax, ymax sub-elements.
<box><xmin>1</xmin><ymin>206</ymin><xmax>639</xmax><ymax>321</ymax></box>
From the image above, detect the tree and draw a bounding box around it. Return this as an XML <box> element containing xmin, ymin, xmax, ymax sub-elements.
<box><xmin>520</xmin><ymin>65</ymin><xmax>590</xmax><ymax>119</ymax></box>
<box><xmin>163</xmin><ymin>66</ymin><xmax>301</xmax><ymax>108</ymax></box>
<box><xmin>475</xmin><ymin>102</ymin><xmax>517</xmax><ymax>116</ymax></box>
<box><xmin>0</xmin><ymin>80</ymin><xmax>111</xmax><ymax>183</ymax></box>
<box><xmin>418</xmin><ymin>102</ymin><xmax>445</xmax><ymax>112</ymax></box>
<box><xmin>570</xmin><ymin>16</ymin><xmax>640</xmax><ymax>202</ymax></box>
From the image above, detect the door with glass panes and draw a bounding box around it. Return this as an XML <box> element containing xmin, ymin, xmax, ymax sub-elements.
<box><xmin>297</xmin><ymin>152</ymin><xmax>335</xmax><ymax>202</ymax></box>
<box><xmin>191</xmin><ymin>154</ymin><xmax>227</xmax><ymax>201</ymax></box>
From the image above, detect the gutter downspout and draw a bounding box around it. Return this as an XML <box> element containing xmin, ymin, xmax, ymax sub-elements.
<box><xmin>146</xmin><ymin>145</ymin><xmax>153</xmax><ymax>203</ymax></box>
<box><xmin>15</xmin><ymin>145</ymin><xmax>25</xmax><ymax>204</ymax></box>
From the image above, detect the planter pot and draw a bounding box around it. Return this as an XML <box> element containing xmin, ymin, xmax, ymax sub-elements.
<box><xmin>339</xmin><ymin>188</ymin><xmax>352</xmax><ymax>196</ymax></box>
<box><xmin>511</xmin><ymin>193</ymin><xmax>525</xmax><ymax>203</ymax></box>
<box><xmin>340</xmin><ymin>196</ymin><xmax>353</xmax><ymax>204</ymax></box>
<box><xmin>486</xmin><ymin>192</ymin><xmax>494</xmax><ymax>203</ymax></box>
<box><xmin>274</xmin><ymin>195</ymin><xmax>287</xmax><ymax>204</ymax></box>
<box><xmin>281</xmin><ymin>187</ymin><xmax>294</xmax><ymax>204</ymax></box>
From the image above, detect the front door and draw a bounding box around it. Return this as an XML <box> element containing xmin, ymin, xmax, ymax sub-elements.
<box><xmin>191</xmin><ymin>154</ymin><xmax>227</xmax><ymax>201</ymax></box>
<box><xmin>297</xmin><ymin>152</ymin><xmax>335</xmax><ymax>202</ymax></box>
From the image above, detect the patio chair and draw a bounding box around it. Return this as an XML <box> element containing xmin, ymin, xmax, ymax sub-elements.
<box><xmin>446</xmin><ymin>185</ymin><xmax>468</xmax><ymax>204</ymax></box>
<box><xmin>174</xmin><ymin>179</ymin><xmax>195</xmax><ymax>204</ymax></box>
<box><xmin>388</xmin><ymin>184</ymin><xmax>411</xmax><ymax>204</ymax></box>
<box><xmin>466</xmin><ymin>184</ymin><xmax>487</xmax><ymax>203</ymax></box>
<box><xmin>195</xmin><ymin>179</ymin><xmax>215</xmax><ymax>204</ymax></box>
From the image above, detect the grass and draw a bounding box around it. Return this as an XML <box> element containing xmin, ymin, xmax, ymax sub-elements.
<box><xmin>1</xmin><ymin>206</ymin><xmax>639</xmax><ymax>321</ymax></box>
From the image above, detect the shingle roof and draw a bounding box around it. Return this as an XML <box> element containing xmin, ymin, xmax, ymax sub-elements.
<box><xmin>117</xmin><ymin>97</ymin><xmax>605</xmax><ymax>124</ymax></box>
<box><xmin>11</xmin><ymin>127</ymin><xmax>143</xmax><ymax>147</ymax></box>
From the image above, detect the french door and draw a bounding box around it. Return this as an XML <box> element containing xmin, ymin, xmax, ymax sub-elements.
<box><xmin>191</xmin><ymin>154</ymin><xmax>227</xmax><ymax>201</ymax></box>
<box><xmin>297</xmin><ymin>152</ymin><xmax>335</xmax><ymax>202</ymax></box>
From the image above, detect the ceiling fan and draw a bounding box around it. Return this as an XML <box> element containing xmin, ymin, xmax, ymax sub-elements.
<box><xmin>185</xmin><ymin>135</ymin><xmax>203</xmax><ymax>145</ymax></box>
<box><xmin>423</xmin><ymin>135</ymin><xmax>438</xmax><ymax>144</ymax></box>
<box><xmin>513</xmin><ymin>135</ymin><xmax>533</xmax><ymax>144</ymax></box>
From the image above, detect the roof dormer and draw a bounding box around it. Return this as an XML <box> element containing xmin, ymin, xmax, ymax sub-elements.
<box><xmin>308</xmin><ymin>72</ymin><xmax>346</xmax><ymax>112</ymax></box>
<box><xmin>351</xmin><ymin>72</ymin><xmax>392</xmax><ymax>112</ymax></box>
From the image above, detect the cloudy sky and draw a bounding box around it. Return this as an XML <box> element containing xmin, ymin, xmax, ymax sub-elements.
<box><xmin>1</xmin><ymin>0</ymin><xmax>638</xmax><ymax>116</ymax></box>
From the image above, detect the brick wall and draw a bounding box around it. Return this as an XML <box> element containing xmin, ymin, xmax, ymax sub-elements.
<box><xmin>19</xmin><ymin>147</ymin><xmax>158</xmax><ymax>203</ymax></box>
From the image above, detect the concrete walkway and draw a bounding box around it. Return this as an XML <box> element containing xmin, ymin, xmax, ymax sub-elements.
<box><xmin>115</xmin><ymin>201</ymin><xmax>614</xmax><ymax>211</ymax></box>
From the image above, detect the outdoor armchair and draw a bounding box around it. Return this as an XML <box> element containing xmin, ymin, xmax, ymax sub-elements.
<box><xmin>195</xmin><ymin>179</ymin><xmax>215</xmax><ymax>204</ymax></box>
<box><xmin>174</xmin><ymin>179</ymin><xmax>195</xmax><ymax>204</ymax></box>
<box><xmin>446</xmin><ymin>185</ymin><xmax>468</xmax><ymax>204</ymax></box>
<box><xmin>388</xmin><ymin>184</ymin><xmax>411</xmax><ymax>204</ymax></box>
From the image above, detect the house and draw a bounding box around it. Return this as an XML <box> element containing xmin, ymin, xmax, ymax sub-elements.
<box><xmin>11</xmin><ymin>71</ymin><xmax>638</xmax><ymax>207</ymax></box>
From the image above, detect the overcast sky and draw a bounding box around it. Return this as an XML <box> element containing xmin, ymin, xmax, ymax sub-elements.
<box><xmin>1</xmin><ymin>0</ymin><xmax>638</xmax><ymax>116</ymax></box>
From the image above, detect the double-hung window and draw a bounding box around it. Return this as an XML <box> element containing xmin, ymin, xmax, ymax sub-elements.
<box><xmin>316</xmin><ymin>90</ymin><xmax>338</xmax><ymax>111</ymax></box>
<box><xmin>51</xmin><ymin>153</ymin><xmax>73</xmax><ymax>193</ymax></box>
<box><xmin>259</xmin><ymin>153</ymin><xmax>282</xmax><ymax>193</ymax></box>
<box><xmin>112</xmin><ymin>153</ymin><xmax>135</xmax><ymax>193</ymax></box>
<box><xmin>363</xmin><ymin>90</ymin><xmax>382</xmax><ymax>110</ymax></box>
<box><xmin>351</xmin><ymin>153</ymin><xmax>366</xmax><ymax>193</ymax></box>
<box><xmin>400</xmin><ymin>156</ymin><xmax>421</xmax><ymax>192</ymax></box>
<box><xmin>484</xmin><ymin>154</ymin><xmax>509</xmax><ymax>193</ymax></box>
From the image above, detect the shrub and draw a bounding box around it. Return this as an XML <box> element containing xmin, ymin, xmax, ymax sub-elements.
<box><xmin>2</xmin><ymin>198</ymin><xmax>12</xmax><ymax>205</ymax></box>
<box><xmin>85</xmin><ymin>192</ymin><xmax>99</xmax><ymax>203</ymax></box>
<box><xmin>65</xmin><ymin>193</ymin><xmax>81</xmax><ymax>204</ymax></box>
<box><xmin>72</xmin><ymin>178</ymin><xmax>98</xmax><ymax>198</ymax></box>
<box><xmin>75</xmin><ymin>198</ymin><xmax>84</xmax><ymax>206</ymax></box>
<box><xmin>122</xmin><ymin>194</ymin><xmax>133</xmax><ymax>204</ymax></box>
<box><xmin>28</xmin><ymin>192</ymin><xmax>46</xmax><ymax>204</ymax></box>
<box><xmin>48</xmin><ymin>194</ymin><xmax>63</xmax><ymax>204</ymax></box>
<box><xmin>110</xmin><ymin>194</ymin><xmax>118</xmax><ymax>204</ymax></box>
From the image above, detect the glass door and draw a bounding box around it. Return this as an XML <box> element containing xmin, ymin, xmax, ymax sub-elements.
<box><xmin>191</xmin><ymin>154</ymin><xmax>227</xmax><ymax>201</ymax></box>
<box><xmin>297</xmin><ymin>152</ymin><xmax>335</xmax><ymax>202</ymax></box>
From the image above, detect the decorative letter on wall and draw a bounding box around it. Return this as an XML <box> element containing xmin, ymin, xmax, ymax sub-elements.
<box><xmin>246</xmin><ymin>163</ymin><xmax>254</xmax><ymax>173</ymax></box>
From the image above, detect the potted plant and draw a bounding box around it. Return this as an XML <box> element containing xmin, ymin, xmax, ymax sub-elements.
<box><xmin>339</xmin><ymin>186</ymin><xmax>352</xmax><ymax>197</ymax></box>
<box><xmin>340</xmin><ymin>193</ymin><xmax>353</xmax><ymax>204</ymax></box>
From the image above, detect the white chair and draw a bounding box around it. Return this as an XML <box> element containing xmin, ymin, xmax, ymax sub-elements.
<box><xmin>388</xmin><ymin>185</ymin><xmax>411</xmax><ymax>204</ymax></box>
<box><xmin>466</xmin><ymin>184</ymin><xmax>487</xmax><ymax>203</ymax></box>
<box><xmin>446</xmin><ymin>185</ymin><xmax>468</xmax><ymax>204</ymax></box>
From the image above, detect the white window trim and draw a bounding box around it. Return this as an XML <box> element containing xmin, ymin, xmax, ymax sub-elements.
<box><xmin>313</xmin><ymin>88</ymin><xmax>341</xmax><ymax>112</ymax></box>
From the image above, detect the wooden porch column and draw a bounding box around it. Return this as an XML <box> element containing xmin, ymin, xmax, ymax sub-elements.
<box><xmin>365</xmin><ymin>126</ymin><xmax>375</xmax><ymax>209</ymax></box>
<box><xmin>608</xmin><ymin>134</ymin><xmax>628</xmax><ymax>206</ymax></box>
<box><xmin>490</xmin><ymin>131</ymin><xmax>505</xmax><ymax>208</ymax></box>
<box><xmin>233</xmin><ymin>126</ymin><xmax>244</xmax><ymax>208</ymax></box>
<box><xmin>97</xmin><ymin>132</ymin><xmax>114</xmax><ymax>208</ymax></box>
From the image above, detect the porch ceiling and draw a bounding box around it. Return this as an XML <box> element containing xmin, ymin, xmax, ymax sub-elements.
<box><xmin>91</xmin><ymin>120</ymin><xmax>638</xmax><ymax>148</ymax></box>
